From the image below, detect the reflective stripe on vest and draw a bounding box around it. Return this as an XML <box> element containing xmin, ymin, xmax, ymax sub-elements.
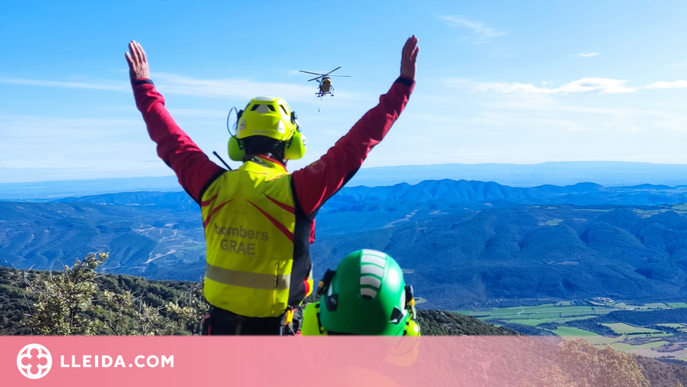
<box><xmin>201</xmin><ymin>158</ymin><xmax>295</xmax><ymax>318</ymax></box>
<box><xmin>205</xmin><ymin>263</ymin><xmax>291</xmax><ymax>290</ymax></box>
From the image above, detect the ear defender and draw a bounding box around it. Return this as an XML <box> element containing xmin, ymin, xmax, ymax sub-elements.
<box><xmin>228</xmin><ymin>109</ymin><xmax>246</xmax><ymax>161</ymax></box>
<box><xmin>284</xmin><ymin>131</ymin><xmax>306</xmax><ymax>160</ymax></box>
<box><xmin>284</xmin><ymin>110</ymin><xmax>305</xmax><ymax>160</ymax></box>
<box><xmin>228</xmin><ymin>136</ymin><xmax>245</xmax><ymax>161</ymax></box>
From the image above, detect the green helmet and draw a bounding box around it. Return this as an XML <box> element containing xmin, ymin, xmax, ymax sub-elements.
<box><xmin>317</xmin><ymin>249</ymin><xmax>414</xmax><ymax>336</ymax></box>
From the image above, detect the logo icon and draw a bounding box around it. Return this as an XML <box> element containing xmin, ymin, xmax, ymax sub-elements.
<box><xmin>17</xmin><ymin>344</ymin><xmax>52</xmax><ymax>380</ymax></box>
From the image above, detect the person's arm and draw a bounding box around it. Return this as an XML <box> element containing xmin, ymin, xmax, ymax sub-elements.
<box><xmin>126</xmin><ymin>41</ymin><xmax>225</xmax><ymax>203</ymax></box>
<box><xmin>292</xmin><ymin>36</ymin><xmax>419</xmax><ymax>217</ymax></box>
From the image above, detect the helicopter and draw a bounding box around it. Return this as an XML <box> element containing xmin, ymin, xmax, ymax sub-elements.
<box><xmin>299</xmin><ymin>67</ymin><xmax>350</xmax><ymax>98</ymax></box>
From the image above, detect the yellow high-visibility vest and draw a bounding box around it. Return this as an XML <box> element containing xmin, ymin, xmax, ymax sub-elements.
<box><xmin>200</xmin><ymin>158</ymin><xmax>297</xmax><ymax>317</ymax></box>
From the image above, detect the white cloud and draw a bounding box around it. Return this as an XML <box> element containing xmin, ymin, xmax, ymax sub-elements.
<box><xmin>487</xmin><ymin>93</ymin><xmax>687</xmax><ymax>125</ymax></box>
<box><xmin>152</xmin><ymin>73</ymin><xmax>316</xmax><ymax>102</ymax></box>
<box><xmin>484</xmin><ymin>93</ymin><xmax>633</xmax><ymax>117</ymax></box>
<box><xmin>0</xmin><ymin>115</ymin><xmax>142</xmax><ymax>144</ymax></box>
<box><xmin>0</xmin><ymin>77</ymin><xmax>129</xmax><ymax>91</ymax></box>
<box><xmin>645</xmin><ymin>80</ymin><xmax>687</xmax><ymax>89</ymax></box>
<box><xmin>671</xmin><ymin>63</ymin><xmax>687</xmax><ymax>68</ymax></box>
<box><xmin>577</xmin><ymin>53</ymin><xmax>599</xmax><ymax>58</ymax></box>
<box><xmin>438</xmin><ymin>16</ymin><xmax>506</xmax><ymax>38</ymax></box>
<box><xmin>0</xmin><ymin>73</ymin><xmax>357</xmax><ymax>104</ymax></box>
<box><xmin>447</xmin><ymin>77</ymin><xmax>637</xmax><ymax>94</ymax></box>
<box><xmin>0</xmin><ymin>115</ymin><xmax>150</xmax><ymax>169</ymax></box>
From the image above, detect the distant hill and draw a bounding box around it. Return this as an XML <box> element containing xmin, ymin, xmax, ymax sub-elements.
<box><xmin>41</xmin><ymin>179</ymin><xmax>687</xmax><ymax>209</ymax></box>
<box><xmin>0</xmin><ymin>200</ymin><xmax>206</xmax><ymax>280</ymax></box>
<box><xmin>7</xmin><ymin>161</ymin><xmax>687</xmax><ymax>201</ymax></box>
<box><xmin>347</xmin><ymin>161</ymin><xmax>687</xmax><ymax>188</ymax></box>
<box><xmin>54</xmin><ymin>191</ymin><xmax>197</xmax><ymax>211</ymax></box>
<box><xmin>0</xmin><ymin>175</ymin><xmax>181</xmax><ymax>201</ymax></box>
<box><xmin>326</xmin><ymin>179</ymin><xmax>687</xmax><ymax>210</ymax></box>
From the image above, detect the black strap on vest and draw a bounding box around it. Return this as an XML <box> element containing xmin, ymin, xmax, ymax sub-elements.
<box><xmin>201</xmin><ymin>306</ymin><xmax>299</xmax><ymax>336</ymax></box>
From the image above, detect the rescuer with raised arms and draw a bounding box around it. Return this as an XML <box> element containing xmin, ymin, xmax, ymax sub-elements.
<box><xmin>125</xmin><ymin>36</ymin><xmax>419</xmax><ymax>335</ymax></box>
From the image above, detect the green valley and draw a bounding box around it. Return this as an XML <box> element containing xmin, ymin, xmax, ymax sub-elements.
<box><xmin>456</xmin><ymin>300</ymin><xmax>687</xmax><ymax>363</ymax></box>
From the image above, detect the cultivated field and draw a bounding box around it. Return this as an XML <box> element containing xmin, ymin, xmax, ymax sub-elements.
<box><xmin>456</xmin><ymin>300</ymin><xmax>687</xmax><ymax>363</ymax></box>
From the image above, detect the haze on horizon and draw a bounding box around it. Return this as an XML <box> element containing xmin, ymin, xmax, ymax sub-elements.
<box><xmin>2</xmin><ymin>1</ymin><xmax>687</xmax><ymax>184</ymax></box>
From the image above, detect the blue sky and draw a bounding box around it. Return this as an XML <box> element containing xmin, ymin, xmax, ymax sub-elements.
<box><xmin>2</xmin><ymin>1</ymin><xmax>687</xmax><ymax>183</ymax></box>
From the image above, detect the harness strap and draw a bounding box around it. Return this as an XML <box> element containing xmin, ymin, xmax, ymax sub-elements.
<box><xmin>203</xmin><ymin>306</ymin><xmax>300</xmax><ymax>335</ymax></box>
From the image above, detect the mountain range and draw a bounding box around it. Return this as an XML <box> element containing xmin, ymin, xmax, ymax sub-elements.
<box><xmin>347</xmin><ymin>161</ymin><xmax>687</xmax><ymax>188</ymax></box>
<box><xmin>2</xmin><ymin>178</ymin><xmax>687</xmax><ymax>309</ymax></box>
<box><xmin>8</xmin><ymin>161</ymin><xmax>687</xmax><ymax>200</ymax></box>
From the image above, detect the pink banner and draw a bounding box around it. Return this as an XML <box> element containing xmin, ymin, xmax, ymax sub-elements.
<box><xmin>1</xmin><ymin>336</ymin><xmax>604</xmax><ymax>386</ymax></box>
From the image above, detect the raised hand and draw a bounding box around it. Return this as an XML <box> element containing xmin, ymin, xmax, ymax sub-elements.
<box><xmin>125</xmin><ymin>41</ymin><xmax>150</xmax><ymax>81</ymax></box>
<box><xmin>400</xmin><ymin>35</ymin><xmax>419</xmax><ymax>81</ymax></box>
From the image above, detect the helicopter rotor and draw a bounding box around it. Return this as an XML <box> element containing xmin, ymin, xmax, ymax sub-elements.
<box><xmin>300</xmin><ymin>67</ymin><xmax>350</xmax><ymax>82</ymax></box>
<box><xmin>322</xmin><ymin>66</ymin><xmax>342</xmax><ymax>76</ymax></box>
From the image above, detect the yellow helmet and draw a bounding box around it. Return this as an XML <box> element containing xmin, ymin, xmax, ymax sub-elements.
<box><xmin>228</xmin><ymin>96</ymin><xmax>306</xmax><ymax>161</ymax></box>
<box><xmin>237</xmin><ymin>96</ymin><xmax>297</xmax><ymax>141</ymax></box>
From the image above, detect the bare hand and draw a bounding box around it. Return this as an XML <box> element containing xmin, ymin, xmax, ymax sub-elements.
<box><xmin>400</xmin><ymin>35</ymin><xmax>419</xmax><ymax>81</ymax></box>
<box><xmin>125</xmin><ymin>41</ymin><xmax>150</xmax><ymax>81</ymax></box>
